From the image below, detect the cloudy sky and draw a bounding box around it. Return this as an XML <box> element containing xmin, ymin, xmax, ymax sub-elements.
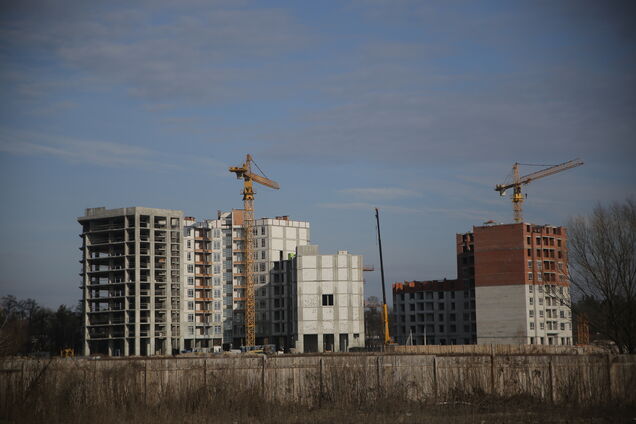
<box><xmin>1</xmin><ymin>0</ymin><xmax>634</xmax><ymax>308</ymax></box>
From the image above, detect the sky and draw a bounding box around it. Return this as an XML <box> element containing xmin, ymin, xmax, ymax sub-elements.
<box><xmin>1</xmin><ymin>0</ymin><xmax>634</xmax><ymax>308</ymax></box>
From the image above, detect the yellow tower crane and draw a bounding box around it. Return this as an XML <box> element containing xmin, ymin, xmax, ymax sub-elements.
<box><xmin>495</xmin><ymin>159</ymin><xmax>583</xmax><ymax>223</ymax></box>
<box><xmin>229</xmin><ymin>154</ymin><xmax>280</xmax><ymax>347</ymax></box>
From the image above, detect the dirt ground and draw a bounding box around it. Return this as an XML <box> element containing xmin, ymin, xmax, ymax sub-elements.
<box><xmin>6</xmin><ymin>401</ymin><xmax>635</xmax><ymax>424</ymax></box>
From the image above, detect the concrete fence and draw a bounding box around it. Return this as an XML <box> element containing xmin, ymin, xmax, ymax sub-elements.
<box><xmin>1</xmin><ymin>352</ymin><xmax>635</xmax><ymax>415</ymax></box>
<box><xmin>385</xmin><ymin>343</ymin><xmax>609</xmax><ymax>355</ymax></box>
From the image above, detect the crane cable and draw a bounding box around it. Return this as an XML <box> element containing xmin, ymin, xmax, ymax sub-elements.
<box><xmin>501</xmin><ymin>162</ymin><xmax>559</xmax><ymax>186</ymax></box>
<box><xmin>251</xmin><ymin>158</ymin><xmax>269</xmax><ymax>179</ymax></box>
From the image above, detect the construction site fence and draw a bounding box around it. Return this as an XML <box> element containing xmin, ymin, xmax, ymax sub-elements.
<box><xmin>383</xmin><ymin>343</ymin><xmax>609</xmax><ymax>355</ymax></box>
<box><xmin>1</xmin><ymin>352</ymin><xmax>634</xmax><ymax>415</ymax></box>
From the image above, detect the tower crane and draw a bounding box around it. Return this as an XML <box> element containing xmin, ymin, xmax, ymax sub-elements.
<box><xmin>495</xmin><ymin>159</ymin><xmax>583</xmax><ymax>223</ymax></box>
<box><xmin>229</xmin><ymin>154</ymin><xmax>280</xmax><ymax>347</ymax></box>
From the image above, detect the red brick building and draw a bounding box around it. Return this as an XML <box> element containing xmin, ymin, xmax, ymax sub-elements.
<box><xmin>393</xmin><ymin>222</ymin><xmax>573</xmax><ymax>346</ymax></box>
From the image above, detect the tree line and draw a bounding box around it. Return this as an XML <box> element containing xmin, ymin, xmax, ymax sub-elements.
<box><xmin>0</xmin><ymin>296</ymin><xmax>82</xmax><ymax>356</ymax></box>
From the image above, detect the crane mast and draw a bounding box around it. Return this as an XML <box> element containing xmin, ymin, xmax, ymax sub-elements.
<box><xmin>495</xmin><ymin>159</ymin><xmax>583</xmax><ymax>223</ymax></box>
<box><xmin>375</xmin><ymin>208</ymin><xmax>391</xmax><ymax>345</ymax></box>
<box><xmin>229</xmin><ymin>154</ymin><xmax>279</xmax><ymax>347</ymax></box>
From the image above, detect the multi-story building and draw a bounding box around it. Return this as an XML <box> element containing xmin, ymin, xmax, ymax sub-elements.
<box><xmin>393</xmin><ymin>279</ymin><xmax>476</xmax><ymax>345</ymax></box>
<box><xmin>290</xmin><ymin>245</ymin><xmax>365</xmax><ymax>353</ymax></box>
<box><xmin>393</xmin><ymin>222</ymin><xmax>573</xmax><ymax>346</ymax></box>
<box><xmin>463</xmin><ymin>222</ymin><xmax>573</xmax><ymax>346</ymax></box>
<box><xmin>183</xmin><ymin>211</ymin><xmax>310</xmax><ymax>349</ymax></box>
<box><xmin>79</xmin><ymin>206</ymin><xmax>364</xmax><ymax>355</ymax></box>
<box><xmin>78</xmin><ymin>207</ymin><xmax>184</xmax><ymax>356</ymax></box>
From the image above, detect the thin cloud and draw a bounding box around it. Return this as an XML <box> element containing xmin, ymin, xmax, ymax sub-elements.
<box><xmin>338</xmin><ymin>187</ymin><xmax>420</xmax><ymax>200</ymax></box>
<box><xmin>0</xmin><ymin>129</ymin><xmax>182</xmax><ymax>171</ymax></box>
<box><xmin>318</xmin><ymin>201</ymin><xmax>420</xmax><ymax>214</ymax></box>
<box><xmin>317</xmin><ymin>201</ymin><xmax>495</xmax><ymax>221</ymax></box>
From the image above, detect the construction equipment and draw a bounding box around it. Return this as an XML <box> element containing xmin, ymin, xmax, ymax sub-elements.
<box><xmin>229</xmin><ymin>154</ymin><xmax>279</xmax><ymax>347</ymax></box>
<box><xmin>374</xmin><ymin>208</ymin><xmax>392</xmax><ymax>346</ymax></box>
<box><xmin>60</xmin><ymin>348</ymin><xmax>74</xmax><ymax>358</ymax></box>
<box><xmin>495</xmin><ymin>159</ymin><xmax>583</xmax><ymax>223</ymax></box>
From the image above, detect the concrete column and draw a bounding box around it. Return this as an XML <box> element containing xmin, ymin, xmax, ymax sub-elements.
<box><xmin>149</xmin><ymin>213</ymin><xmax>155</xmax><ymax>356</ymax></box>
<box><xmin>135</xmin><ymin>213</ymin><xmax>141</xmax><ymax>356</ymax></box>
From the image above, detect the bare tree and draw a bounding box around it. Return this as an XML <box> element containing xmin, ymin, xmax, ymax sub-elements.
<box><xmin>568</xmin><ymin>199</ymin><xmax>636</xmax><ymax>353</ymax></box>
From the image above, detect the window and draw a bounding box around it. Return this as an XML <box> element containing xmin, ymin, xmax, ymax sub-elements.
<box><xmin>526</xmin><ymin>236</ymin><xmax>531</xmax><ymax>245</ymax></box>
<box><xmin>187</xmin><ymin>289</ymin><xmax>194</xmax><ymax>298</ymax></box>
<box><xmin>188</xmin><ymin>277</ymin><xmax>194</xmax><ymax>285</ymax></box>
<box><xmin>539</xmin><ymin>310</ymin><xmax>544</xmax><ymax>318</ymax></box>
<box><xmin>560</xmin><ymin>310</ymin><xmax>565</xmax><ymax>318</ymax></box>
<box><xmin>529</xmin><ymin>298</ymin><xmax>534</xmax><ymax>305</ymax></box>
<box><xmin>529</xmin><ymin>285</ymin><xmax>534</xmax><ymax>293</ymax></box>
<box><xmin>187</xmin><ymin>264</ymin><xmax>194</xmax><ymax>273</ymax></box>
<box><xmin>528</xmin><ymin>273</ymin><xmax>533</xmax><ymax>281</ymax></box>
<box><xmin>187</xmin><ymin>314</ymin><xmax>194</xmax><ymax>322</ymax></box>
<box><xmin>540</xmin><ymin>322</ymin><xmax>545</xmax><ymax>330</ymax></box>
<box><xmin>560</xmin><ymin>323</ymin><xmax>565</xmax><ymax>331</ymax></box>
<box><xmin>187</xmin><ymin>252</ymin><xmax>192</xmax><ymax>261</ymax></box>
<box><xmin>530</xmin><ymin>322</ymin><xmax>535</xmax><ymax>330</ymax></box>
<box><xmin>322</xmin><ymin>294</ymin><xmax>334</xmax><ymax>306</ymax></box>
<box><xmin>187</xmin><ymin>240</ymin><xmax>192</xmax><ymax>248</ymax></box>
<box><xmin>187</xmin><ymin>301</ymin><xmax>194</xmax><ymax>310</ymax></box>
<box><xmin>213</xmin><ymin>277</ymin><xmax>220</xmax><ymax>286</ymax></box>
<box><xmin>214</xmin><ymin>289</ymin><xmax>221</xmax><ymax>297</ymax></box>
<box><xmin>438</xmin><ymin>303</ymin><xmax>445</xmax><ymax>311</ymax></box>
<box><xmin>438</xmin><ymin>325</ymin><xmax>444</xmax><ymax>332</ymax></box>
<box><xmin>527</xmin><ymin>249</ymin><xmax>532</xmax><ymax>257</ymax></box>
<box><xmin>529</xmin><ymin>310</ymin><xmax>534</xmax><ymax>318</ymax></box>
<box><xmin>527</xmin><ymin>260</ymin><xmax>532</xmax><ymax>269</ymax></box>
<box><xmin>438</xmin><ymin>292</ymin><xmax>444</xmax><ymax>299</ymax></box>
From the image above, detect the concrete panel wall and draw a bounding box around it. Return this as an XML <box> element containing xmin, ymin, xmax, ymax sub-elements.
<box><xmin>2</xmin><ymin>353</ymin><xmax>634</xmax><ymax>412</ymax></box>
<box><xmin>476</xmin><ymin>284</ymin><xmax>528</xmax><ymax>344</ymax></box>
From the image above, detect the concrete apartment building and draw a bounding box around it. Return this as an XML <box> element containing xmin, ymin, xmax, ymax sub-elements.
<box><xmin>182</xmin><ymin>210</ymin><xmax>310</xmax><ymax>350</ymax></box>
<box><xmin>78</xmin><ymin>207</ymin><xmax>184</xmax><ymax>356</ymax></box>
<box><xmin>393</xmin><ymin>222</ymin><xmax>573</xmax><ymax>346</ymax></box>
<box><xmin>393</xmin><ymin>279</ymin><xmax>476</xmax><ymax>345</ymax></box>
<box><xmin>290</xmin><ymin>245</ymin><xmax>365</xmax><ymax>353</ymax></box>
<box><xmin>79</xmin><ymin>206</ymin><xmax>364</xmax><ymax>355</ymax></box>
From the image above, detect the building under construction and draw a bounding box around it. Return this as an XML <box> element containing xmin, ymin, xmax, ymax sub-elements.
<box><xmin>79</xmin><ymin>206</ymin><xmax>365</xmax><ymax>356</ymax></box>
<box><xmin>393</xmin><ymin>222</ymin><xmax>573</xmax><ymax>346</ymax></box>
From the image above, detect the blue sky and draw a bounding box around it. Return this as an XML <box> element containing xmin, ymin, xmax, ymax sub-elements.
<box><xmin>1</xmin><ymin>0</ymin><xmax>635</xmax><ymax>308</ymax></box>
